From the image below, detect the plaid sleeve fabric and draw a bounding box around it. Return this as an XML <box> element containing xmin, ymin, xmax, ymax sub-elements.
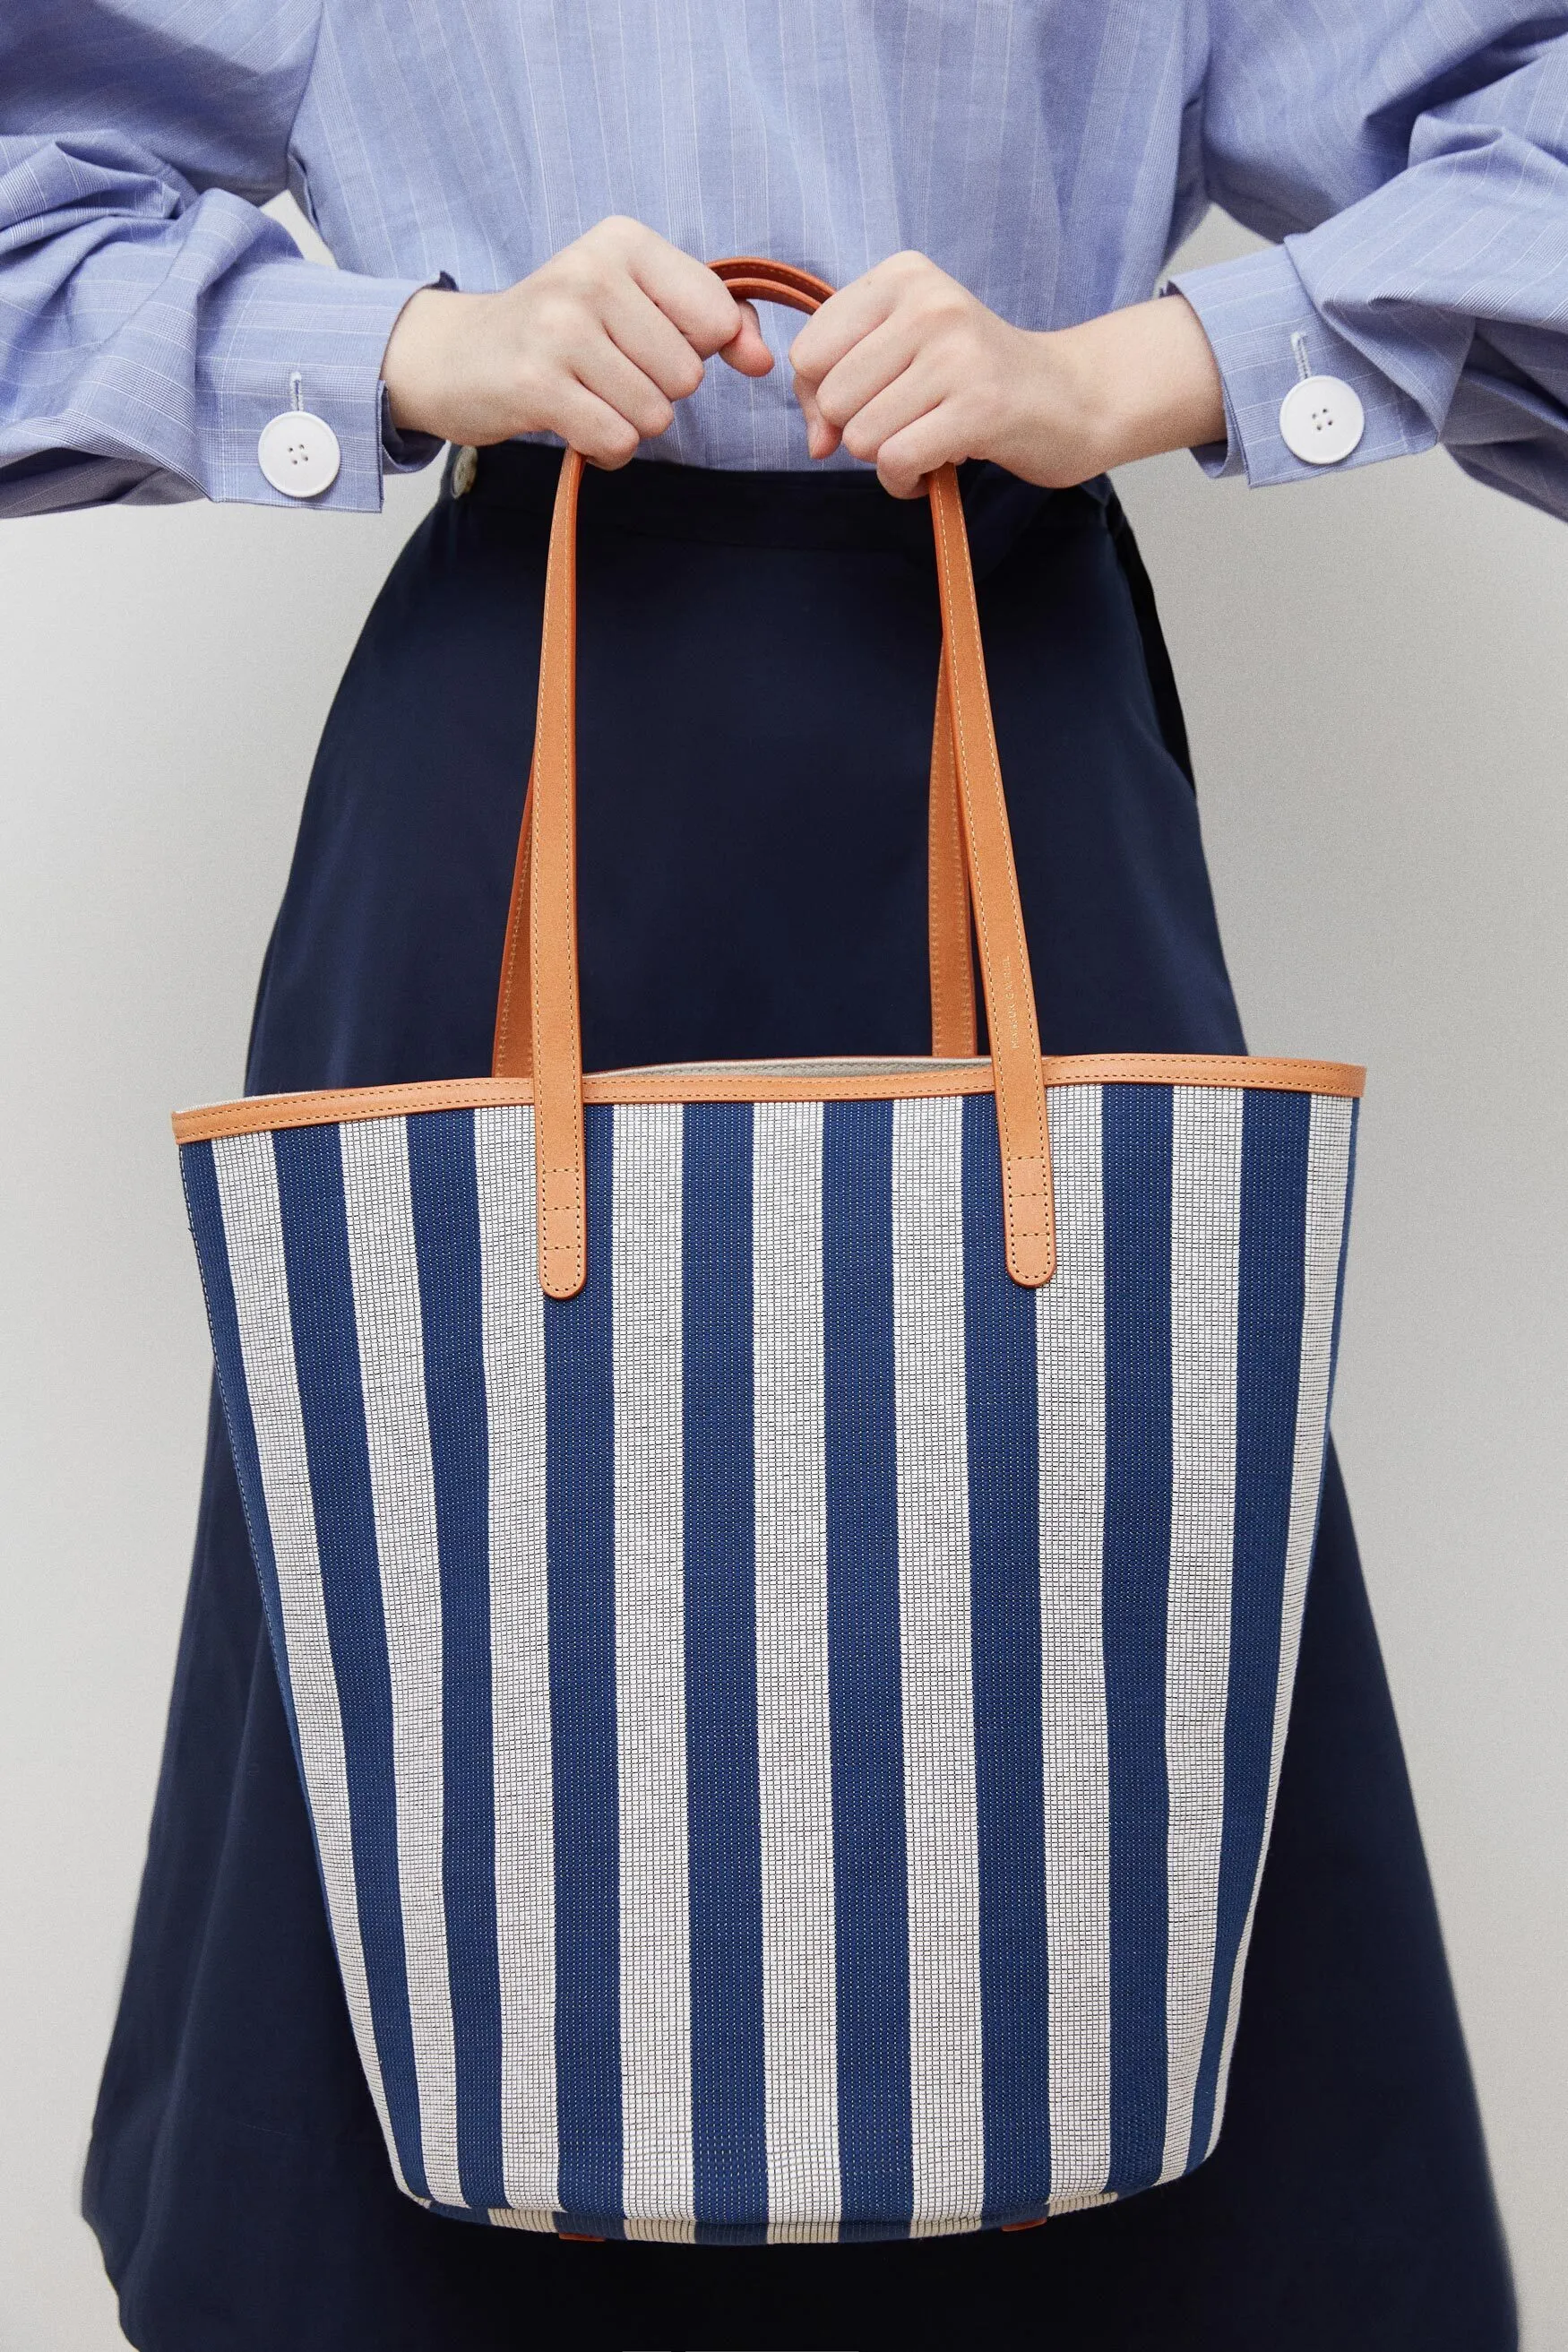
<box><xmin>0</xmin><ymin>0</ymin><xmax>440</xmax><ymax>514</ymax></box>
<box><xmin>1172</xmin><ymin>0</ymin><xmax>1568</xmax><ymax>518</ymax></box>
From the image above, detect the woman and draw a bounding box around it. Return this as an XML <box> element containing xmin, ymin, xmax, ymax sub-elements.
<box><xmin>1</xmin><ymin>5</ymin><xmax>1552</xmax><ymax>2347</ymax></box>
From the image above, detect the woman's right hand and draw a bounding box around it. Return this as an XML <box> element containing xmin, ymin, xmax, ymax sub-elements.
<box><xmin>381</xmin><ymin>217</ymin><xmax>773</xmax><ymax>464</ymax></box>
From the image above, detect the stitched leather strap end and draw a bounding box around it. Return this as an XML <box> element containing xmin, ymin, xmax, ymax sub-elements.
<box><xmin>926</xmin><ymin>463</ymin><xmax>1057</xmax><ymax>1288</ymax></box>
<box><xmin>1002</xmin><ymin>1153</ymin><xmax>1055</xmax><ymax>1288</ymax></box>
<box><xmin>505</xmin><ymin>274</ymin><xmax>1058</xmax><ymax>1299</ymax></box>
<box><xmin>538</xmin><ymin>1155</ymin><xmax>588</xmax><ymax>1299</ymax></box>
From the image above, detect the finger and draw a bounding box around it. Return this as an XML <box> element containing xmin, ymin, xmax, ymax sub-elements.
<box><xmin>792</xmin><ymin>372</ymin><xmax>842</xmax><ymax>461</ymax></box>
<box><xmin>553</xmin><ymin>380</ymin><xmax>645</xmax><ymax>470</ymax></box>
<box><xmin>572</xmin><ymin>332</ymin><xmax>679</xmax><ymax>442</ymax></box>
<box><xmin>788</xmin><ymin>266</ymin><xmax>904</xmax><ymax>386</ymax></box>
<box><xmin>627</xmin><ymin>233</ymin><xmax>752</xmax><ymax>359</ymax></box>
<box><xmin>716</xmin><ymin>299</ymin><xmax>774</xmax><ymax>378</ymax></box>
<box><xmin>874</xmin><ymin>405</ymin><xmax>968</xmax><ymax>499</ymax></box>
<box><xmin>601</xmin><ymin>280</ymin><xmax>709</xmax><ymax>401</ymax></box>
<box><xmin>835</xmin><ymin>360</ymin><xmax>943</xmax><ymax>465</ymax></box>
<box><xmin>813</xmin><ymin>314</ymin><xmax>922</xmax><ymax>433</ymax></box>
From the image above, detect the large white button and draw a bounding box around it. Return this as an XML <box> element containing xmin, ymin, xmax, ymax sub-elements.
<box><xmin>1278</xmin><ymin>374</ymin><xmax>1365</xmax><ymax>467</ymax></box>
<box><xmin>257</xmin><ymin>408</ymin><xmax>341</xmax><ymax>497</ymax></box>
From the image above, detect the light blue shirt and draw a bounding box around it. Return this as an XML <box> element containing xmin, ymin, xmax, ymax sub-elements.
<box><xmin>4</xmin><ymin>0</ymin><xmax>1568</xmax><ymax>518</ymax></box>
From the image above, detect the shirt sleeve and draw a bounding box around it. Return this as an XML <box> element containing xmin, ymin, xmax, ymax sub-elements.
<box><xmin>0</xmin><ymin>0</ymin><xmax>444</xmax><ymax>516</ymax></box>
<box><xmin>1169</xmin><ymin>0</ymin><xmax>1568</xmax><ymax>518</ymax></box>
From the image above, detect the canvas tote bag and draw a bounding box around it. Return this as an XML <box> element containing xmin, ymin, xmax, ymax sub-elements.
<box><xmin>174</xmin><ymin>258</ymin><xmax>1362</xmax><ymax>2245</ymax></box>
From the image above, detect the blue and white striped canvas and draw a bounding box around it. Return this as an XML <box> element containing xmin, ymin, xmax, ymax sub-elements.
<box><xmin>180</xmin><ymin>1076</ymin><xmax>1356</xmax><ymax>2242</ymax></box>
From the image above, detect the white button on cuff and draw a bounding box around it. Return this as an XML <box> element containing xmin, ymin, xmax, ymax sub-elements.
<box><xmin>257</xmin><ymin>408</ymin><xmax>342</xmax><ymax>497</ymax></box>
<box><xmin>1278</xmin><ymin>374</ymin><xmax>1366</xmax><ymax>467</ymax></box>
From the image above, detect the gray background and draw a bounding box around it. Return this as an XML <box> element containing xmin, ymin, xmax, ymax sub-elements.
<box><xmin>2</xmin><ymin>205</ymin><xmax>1564</xmax><ymax>2348</ymax></box>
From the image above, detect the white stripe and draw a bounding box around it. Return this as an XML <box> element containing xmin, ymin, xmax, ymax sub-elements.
<box><xmin>611</xmin><ymin>1102</ymin><xmax>695</xmax><ymax>2236</ymax></box>
<box><xmin>892</xmin><ymin>1095</ymin><xmax>984</xmax><ymax>2236</ymax></box>
<box><xmin>1035</xmin><ymin>1082</ymin><xmax>1112</xmax><ymax>2198</ymax></box>
<box><xmin>752</xmin><ymin>1099</ymin><xmax>840</xmax><ymax>2237</ymax></box>
<box><xmin>473</xmin><ymin>1106</ymin><xmax>558</xmax><ymax>2212</ymax></box>
<box><xmin>620</xmin><ymin>2218</ymin><xmax>699</xmax><ymax>2244</ymax></box>
<box><xmin>337</xmin><ymin>1116</ymin><xmax>463</xmax><ymax>2206</ymax></box>
<box><xmin>1159</xmin><ymin>1088</ymin><xmax>1243</xmax><ymax>2181</ymax></box>
<box><xmin>211</xmin><ymin>1130</ymin><xmax>405</xmax><ymax>2189</ymax></box>
<box><xmin>1204</xmin><ymin>1093</ymin><xmax>1356</xmax><ymax>2149</ymax></box>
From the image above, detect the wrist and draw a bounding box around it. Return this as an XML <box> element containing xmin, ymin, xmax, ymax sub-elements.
<box><xmin>1044</xmin><ymin>297</ymin><xmax>1226</xmax><ymax>478</ymax></box>
<box><xmin>1033</xmin><ymin>321</ymin><xmax>1123</xmax><ymax>481</ymax></box>
<box><xmin>381</xmin><ymin>285</ymin><xmax>481</xmax><ymax>436</ymax></box>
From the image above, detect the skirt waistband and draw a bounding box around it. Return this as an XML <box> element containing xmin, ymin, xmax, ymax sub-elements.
<box><xmin>444</xmin><ymin>437</ymin><xmax>1111</xmax><ymax>564</ymax></box>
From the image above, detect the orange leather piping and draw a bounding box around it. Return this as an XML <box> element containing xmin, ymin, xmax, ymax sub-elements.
<box><xmin>172</xmin><ymin>1055</ymin><xmax>1366</xmax><ymax>1145</ymax></box>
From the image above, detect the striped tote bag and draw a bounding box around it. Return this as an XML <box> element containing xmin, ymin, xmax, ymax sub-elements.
<box><xmin>175</xmin><ymin>259</ymin><xmax>1362</xmax><ymax>2246</ymax></box>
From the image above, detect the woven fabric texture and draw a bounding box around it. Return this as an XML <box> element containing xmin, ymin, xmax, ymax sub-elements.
<box><xmin>180</xmin><ymin>1079</ymin><xmax>1356</xmax><ymax>2244</ymax></box>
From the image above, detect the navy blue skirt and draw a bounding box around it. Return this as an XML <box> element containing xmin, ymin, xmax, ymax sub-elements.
<box><xmin>86</xmin><ymin>447</ymin><xmax>1514</xmax><ymax>2349</ymax></box>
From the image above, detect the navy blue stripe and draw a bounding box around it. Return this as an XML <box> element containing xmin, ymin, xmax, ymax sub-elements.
<box><xmin>682</xmin><ymin>1103</ymin><xmax>768</xmax><ymax>2229</ymax></box>
<box><xmin>961</xmin><ymin>1093</ymin><xmax>1050</xmax><ymax>2225</ymax></box>
<box><xmin>406</xmin><ymin>1110</ymin><xmax>505</xmax><ymax>2211</ymax></box>
<box><xmin>1100</xmin><ymin>1085</ymin><xmax>1174</xmax><ymax>2195</ymax></box>
<box><xmin>271</xmin><ymin>1123</ymin><xmax>429</xmax><ymax>2201</ymax></box>
<box><xmin>1186</xmin><ymin>1088</ymin><xmax>1312</xmax><ymax>2168</ymax></box>
<box><xmin>181</xmin><ymin>1142</ymin><xmax>302</xmax><ymax>1772</ymax></box>
<box><xmin>544</xmin><ymin>1106</ymin><xmax>624</xmax><ymax>2224</ymax></box>
<box><xmin>823</xmin><ymin>1100</ymin><xmax>913</xmax><ymax>2236</ymax></box>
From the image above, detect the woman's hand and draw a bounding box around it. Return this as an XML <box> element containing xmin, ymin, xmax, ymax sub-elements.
<box><xmin>789</xmin><ymin>252</ymin><xmax>1226</xmax><ymax>497</ymax></box>
<box><xmin>381</xmin><ymin>217</ymin><xmax>773</xmax><ymax>465</ymax></box>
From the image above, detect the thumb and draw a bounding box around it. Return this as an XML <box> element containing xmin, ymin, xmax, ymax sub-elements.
<box><xmin>792</xmin><ymin>372</ymin><xmax>842</xmax><ymax>461</ymax></box>
<box><xmin>716</xmin><ymin>298</ymin><xmax>774</xmax><ymax>378</ymax></box>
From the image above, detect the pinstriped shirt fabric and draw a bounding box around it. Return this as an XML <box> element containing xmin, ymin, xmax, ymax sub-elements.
<box><xmin>4</xmin><ymin>2</ymin><xmax>1568</xmax><ymax>517</ymax></box>
<box><xmin>180</xmin><ymin>1079</ymin><xmax>1357</xmax><ymax>2243</ymax></box>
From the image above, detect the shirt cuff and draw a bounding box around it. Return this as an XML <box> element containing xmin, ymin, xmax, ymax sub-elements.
<box><xmin>380</xmin><ymin>384</ymin><xmax>445</xmax><ymax>477</ymax></box>
<box><xmin>200</xmin><ymin>260</ymin><xmax>445</xmax><ymax>510</ymax></box>
<box><xmin>1168</xmin><ymin>240</ymin><xmax>1436</xmax><ymax>488</ymax></box>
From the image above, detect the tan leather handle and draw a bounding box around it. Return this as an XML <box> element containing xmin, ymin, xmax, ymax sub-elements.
<box><xmin>492</xmin><ymin>636</ymin><xmax>977</xmax><ymax>1080</ymax></box>
<box><xmin>493</xmin><ymin>254</ymin><xmax>977</xmax><ymax>1088</ymax></box>
<box><xmin>711</xmin><ymin>258</ymin><xmax>974</xmax><ymax>1064</ymax></box>
<box><xmin>926</xmin><ymin>461</ymin><xmax>1055</xmax><ymax>1287</ymax></box>
<box><xmin>506</xmin><ymin>255</ymin><xmax>1054</xmax><ymax>1297</ymax></box>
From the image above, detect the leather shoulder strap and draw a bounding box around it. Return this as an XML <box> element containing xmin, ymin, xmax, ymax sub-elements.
<box><xmin>493</xmin><ymin>676</ymin><xmax>976</xmax><ymax>1081</ymax></box>
<box><xmin>527</xmin><ymin>447</ymin><xmax>588</xmax><ymax>1299</ymax></box>
<box><xmin>505</xmin><ymin>258</ymin><xmax>1048</xmax><ymax>1297</ymax></box>
<box><xmin>928</xmin><ymin>467</ymin><xmax>1053</xmax><ymax>1283</ymax></box>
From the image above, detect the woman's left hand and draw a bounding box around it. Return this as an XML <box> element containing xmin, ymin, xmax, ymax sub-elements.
<box><xmin>789</xmin><ymin>252</ymin><xmax>1226</xmax><ymax>497</ymax></box>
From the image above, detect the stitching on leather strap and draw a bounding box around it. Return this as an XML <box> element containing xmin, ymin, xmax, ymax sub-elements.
<box><xmin>929</xmin><ymin>470</ymin><xmax>1055</xmax><ymax>1281</ymax></box>
<box><xmin>531</xmin><ymin>452</ymin><xmax>587</xmax><ymax>1296</ymax></box>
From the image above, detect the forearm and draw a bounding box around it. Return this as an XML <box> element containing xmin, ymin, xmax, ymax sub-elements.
<box><xmin>0</xmin><ymin>135</ymin><xmax>438</xmax><ymax>514</ymax></box>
